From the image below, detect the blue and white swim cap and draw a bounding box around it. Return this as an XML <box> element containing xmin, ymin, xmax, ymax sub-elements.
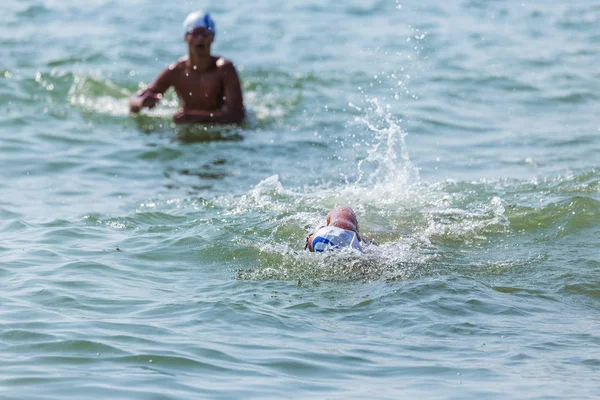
<box><xmin>311</xmin><ymin>226</ymin><xmax>363</xmax><ymax>253</ymax></box>
<box><xmin>183</xmin><ymin>11</ymin><xmax>216</xmax><ymax>37</ymax></box>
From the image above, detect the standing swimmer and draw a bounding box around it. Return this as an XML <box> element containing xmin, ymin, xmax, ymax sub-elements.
<box><xmin>129</xmin><ymin>11</ymin><xmax>245</xmax><ymax>125</ymax></box>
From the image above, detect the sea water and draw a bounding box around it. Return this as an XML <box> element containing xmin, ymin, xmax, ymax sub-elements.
<box><xmin>1</xmin><ymin>1</ymin><xmax>599</xmax><ymax>398</ymax></box>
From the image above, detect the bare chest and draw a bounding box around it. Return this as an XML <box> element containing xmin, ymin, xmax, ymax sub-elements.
<box><xmin>172</xmin><ymin>68</ymin><xmax>223</xmax><ymax>109</ymax></box>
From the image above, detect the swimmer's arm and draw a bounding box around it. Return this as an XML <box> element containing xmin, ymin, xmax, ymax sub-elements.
<box><xmin>129</xmin><ymin>67</ymin><xmax>173</xmax><ymax>113</ymax></box>
<box><xmin>305</xmin><ymin>234</ymin><xmax>315</xmax><ymax>252</ymax></box>
<box><xmin>129</xmin><ymin>91</ymin><xmax>163</xmax><ymax>113</ymax></box>
<box><xmin>173</xmin><ymin>62</ymin><xmax>245</xmax><ymax>124</ymax></box>
<box><xmin>220</xmin><ymin>62</ymin><xmax>245</xmax><ymax>123</ymax></box>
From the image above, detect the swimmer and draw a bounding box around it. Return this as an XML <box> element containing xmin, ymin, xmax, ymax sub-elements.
<box><xmin>305</xmin><ymin>206</ymin><xmax>365</xmax><ymax>253</ymax></box>
<box><xmin>129</xmin><ymin>11</ymin><xmax>245</xmax><ymax>124</ymax></box>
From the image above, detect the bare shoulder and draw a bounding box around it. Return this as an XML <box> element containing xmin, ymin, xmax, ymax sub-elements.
<box><xmin>214</xmin><ymin>57</ymin><xmax>238</xmax><ymax>74</ymax></box>
<box><xmin>215</xmin><ymin>56</ymin><xmax>233</xmax><ymax>67</ymax></box>
<box><xmin>167</xmin><ymin>57</ymin><xmax>188</xmax><ymax>72</ymax></box>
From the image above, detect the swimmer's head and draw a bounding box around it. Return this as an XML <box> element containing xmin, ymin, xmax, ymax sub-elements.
<box><xmin>311</xmin><ymin>226</ymin><xmax>362</xmax><ymax>253</ymax></box>
<box><xmin>326</xmin><ymin>206</ymin><xmax>359</xmax><ymax>233</ymax></box>
<box><xmin>183</xmin><ymin>11</ymin><xmax>216</xmax><ymax>39</ymax></box>
<box><xmin>305</xmin><ymin>206</ymin><xmax>362</xmax><ymax>252</ymax></box>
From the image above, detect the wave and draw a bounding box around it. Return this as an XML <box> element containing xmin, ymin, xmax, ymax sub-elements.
<box><xmin>508</xmin><ymin>195</ymin><xmax>600</xmax><ymax>235</ymax></box>
<box><xmin>227</xmin><ymin>128</ymin><xmax>598</xmax><ymax>282</ymax></box>
<box><xmin>8</xmin><ymin>68</ymin><xmax>308</xmax><ymax>138</ymax></box>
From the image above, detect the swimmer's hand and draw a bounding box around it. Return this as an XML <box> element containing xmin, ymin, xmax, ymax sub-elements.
<box><xmin>142</xmin><ymin>93</ymin><xmax>162</xmax><ymax>109</ymax></box>
<box><xmin>173</xmin><ymin>110</ymin><xmax>195</xmax><ymax>124</ymax></box>
<box><xmin>129</xmin><ymin>91</ymin><xmax>162</xmax><ymax>113</ymax></box>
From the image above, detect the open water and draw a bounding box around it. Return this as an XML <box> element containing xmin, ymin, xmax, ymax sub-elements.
<box><xmin>1</xmin><ymin>1</ymin><xmax>599</xmax><ymax>398</ymax></box>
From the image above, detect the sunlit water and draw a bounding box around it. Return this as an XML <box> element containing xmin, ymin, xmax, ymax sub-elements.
<box><xmin>1</xmin><ymin>1</ymin><xmax>599</xmax><ymax>398</ymax></box>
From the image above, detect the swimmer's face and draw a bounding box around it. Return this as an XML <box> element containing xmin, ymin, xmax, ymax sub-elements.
<box><xmin>185</xmin><ymin>27</ymin><xmax>214</xmax><ymax>52</ymax></box>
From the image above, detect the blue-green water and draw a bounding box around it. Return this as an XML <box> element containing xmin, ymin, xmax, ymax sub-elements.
<box><xmin>2</xmin><ymin>1</ymin><xmax>600</xmax><ymax>398</ymax></box>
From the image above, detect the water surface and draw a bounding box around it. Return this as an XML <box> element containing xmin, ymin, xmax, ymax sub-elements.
<box><xmin>1</xmin><ymin>1</ymin><xmax>599</xmax><ymax>398</ymax></box>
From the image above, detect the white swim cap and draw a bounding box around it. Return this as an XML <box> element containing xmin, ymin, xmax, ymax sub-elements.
<box><xmin>311</xmin><ymin>226</ymin><xmax>363</xmax><ymax>253</ymax></box>
<box><xmin>183</xmin><ymin>11</ymin><xmax>216</xmax><ymax>37</ymax></box>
